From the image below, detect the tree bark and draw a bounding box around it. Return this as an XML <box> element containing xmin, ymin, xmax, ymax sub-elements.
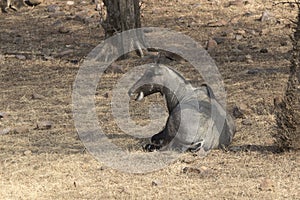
<box><xmin>102</xmin><ymin>0</ymin><xmax>141</xmax><ymax>37</ymax></box>
<box><xmin>275</xmin><ymin>5</ymin><xmax>300</xmax><ymax>150</ymax></box>
<box><xmin>100</xmin><ymin>0</ymin><xmax>144</xmax><ymax>57</ymax></box>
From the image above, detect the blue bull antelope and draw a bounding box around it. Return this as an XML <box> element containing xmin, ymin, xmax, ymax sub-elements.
<box><xmin>128</xmin><ymin>64</ymin><xmax>235</xmax><ymax>152</ymax></box>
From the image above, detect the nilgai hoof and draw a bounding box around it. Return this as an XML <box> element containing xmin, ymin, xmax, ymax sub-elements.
<box><xmin>144</xmin><ymin>144</ymin><xmax>161</xmax><ymax>152</ymax></box>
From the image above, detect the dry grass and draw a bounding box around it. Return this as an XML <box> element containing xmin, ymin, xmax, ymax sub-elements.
<box><xmin>0</xmin><ymin>0</ymin><xmax>299</xmax><ymax>199</ymax></box>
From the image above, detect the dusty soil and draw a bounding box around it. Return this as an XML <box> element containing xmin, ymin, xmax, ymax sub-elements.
<box><xmin>0</xmin><ymin>0</ymin><xmax>299</xmax><ymax>199</ymax></box>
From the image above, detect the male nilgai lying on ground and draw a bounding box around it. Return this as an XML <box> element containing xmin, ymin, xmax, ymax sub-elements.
<box><xmin>128</xmin><ymin>64</ymin><xmax>235</xmax><ymax>152</ymax></box>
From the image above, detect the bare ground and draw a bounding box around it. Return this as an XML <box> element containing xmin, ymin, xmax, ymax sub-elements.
<box><xmin>0</xmin><ymin>0</ymin><xmax>299</xmax><ymax>199</ymax></box>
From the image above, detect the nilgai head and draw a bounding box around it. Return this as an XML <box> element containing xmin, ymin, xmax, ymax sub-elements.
<box><xmin>128</xmin><ymin>64</ymin><xmax>169</xmax><ymax>101</ymax></box>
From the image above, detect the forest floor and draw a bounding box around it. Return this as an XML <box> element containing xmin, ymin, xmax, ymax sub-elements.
<box><xmin>0</xmin><ymin>0</ymin><xmax>299</xmax><ymax>199</ymax></box>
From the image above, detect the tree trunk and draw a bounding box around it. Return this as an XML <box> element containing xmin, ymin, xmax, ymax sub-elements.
<box><xmin>100</xmin><ymin>0</ymin><xmax>144</xmax><ymax>57</ymax></box>
<box><xmin>275</xmin><ymin>5</ymin><xmax>300</xmax><ymax>150</ymax></box>
<box><xmin>101</xmin><ymin>0</ymin><xmax>141</xmax><ymax>37</ymax></box>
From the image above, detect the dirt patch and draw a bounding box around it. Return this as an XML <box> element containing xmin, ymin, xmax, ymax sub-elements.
<box><xmin>0</xmin><ymin>0</ymin><xmax>299</xmax><ymax>199</ymax></box>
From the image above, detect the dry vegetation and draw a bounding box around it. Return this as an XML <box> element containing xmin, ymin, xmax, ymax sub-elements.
<box><xmin>0</xmin><ymin>0</ymin><xmax>299</xmax><ymax>199</ymax></box>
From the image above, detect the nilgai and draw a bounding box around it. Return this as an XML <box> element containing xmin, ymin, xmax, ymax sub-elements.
<box><xmin>128</xmin><ymin>64</ymin><xmax>235</xmax><ymax>152</ymax></box>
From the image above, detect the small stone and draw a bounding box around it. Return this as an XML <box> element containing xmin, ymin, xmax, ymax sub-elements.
<box><xmin>246</xmin><ymin>59</ymin><xmax>254</xmax><ymax>64</ymax></box>
<box><xmin>192</xmin><ymin>3</ymin><xmax>201</xmax><ymax>8</ymax></box>
<box><xmin>24</xmin><ymin>150</ymin><xmax>32</xmax><ymax>156</ymax></box>
<box><xmin>245</xmin><ymin>54</ymin><xmax>252</xmax><ymax>59</ymax></box>
<box><xmin>58</xmin><ymin>26</ymin><xmax>70</xmax><ymax>34</ymax></box>
<box><xmin>182</xmin><ymin>166</ymin><xmax>211</xmax><ymax>177</ymax></box>
<box><xmin>151</xmin><ymin>180</ymin><xmax>160</xmax><ymax>186</ymax></box>
<box><xmin>274</xmin><ymin>97</ymin><xmax>283</xmax><ymax>108</ymax></box>
<box><xmin>0</xmin><ymin>128</ymin><xmax>11</xmax><ymax>135</ymax></box>
<box><xmin>235</xmin><ymin>34</ymin><xmax>243</xmax><ymax>41</ymax></box>
<box><xmin>227</xmin><ymin>0</ymin><xmax>244</xmax><ymax>7</ymax></box>
<box><xmin>233</xmin><ymin>106</ymin><xmax>245</xmax><ymax>119</ymax></box>
<box><xmin>243</xmin><ymin>12</ymin><xmax>253</xmax><ymax>17</ymax></box>
<box><xmin>103</xmin><ymin>92</ymin><xmax>110</xmax><ymax>98</ymax></box>
<box><xmin>237</xmin><ymin>44</ymin><xmax>246</xmax><ymax>51</ymax></box>
<box><xmin>225</xmin><ymin>31</ymin><xmax>235</xmax><ymax>39</ymax></box>
<box><xmin>83</xmin><ymin>16</ymin><xmax>97</xmax><ymax>24</ymax></box>
<box><xmin>249</xmin><ymin>29</ymin><xmax>257</xmax><ymax>35</ymax></box>
<box><xmin>36</xmin><ymin>121</ymin><xmax>52</xmax><ymax>130</ymax></box>
<box><xmin>70</xmin><ymin>59</ymin><xmax>79</xmax><ymax>64</ymax></box>
<box><xmin>56</xmin><ymin>49</ymin><xmax>74</xmax><ymax>58</ymax></box>
<box><xmin>200</xmin><ymin>166</ymin><xmax>208</xmax><ymax>171</ymax></box>
<box><xmin>260</xmin><ymin>29</ymin><xmax>269</xmax><ymax>35</ymax></box>
<box><xmin>43</xmin><ymin>55</ymin><xmax>54</xmax><ymax>61</ymax></box>
<box><xmin>99</xmin><ymin>165</ymin><xmax>108</xmax><ymax>170</ymax></box>
<box><xmin>13</xmin><ymin>126</ymin><xmax>29</xmax><ymax>134</ymax></box>
<box><xmin>247</xmin><ymin>69</ymin><xmax>259</xmax><ymax>74</ymax></box>
<box><xmin>280</xmin><ymin>41</ymin><xmax>288</xmax><ymax>46</ymax></box>
<box><xmin>94</xmin><ymin>1</ymin><xmax>102</xmax><ymax>11</ymax></box>
<box><xmin>0</xmin><ymin>112</ymin><xmax>5</xmax><ymax>119</ymax></box>
<box><xmin>52</xmin><ymin>20</ymin><xmax>63</xmax><ymax>27</ymax></box>
<box><xmin>236</xmin><ymin>29</ymin><xmax>246</xmax><ymax>35</ymax></box>
<box><xmin>234</xmin><ymin>55</ymin><xmax>246</xmax><ymax>62</ymax></box>
<box><xmin>66</xmin><ymin>1</ymin><xmax>74</xmax><ymax>5</ymax></box>
<box><xmin>230</xmin><ymin>16</ymin><xmax>241</xmax><ymax>24</ymax></box>
<box><xmin>229</xmin><ymin>146</ymin><xmax>242</xmax><ymax>152</ymax></box>
<box><xmin>74</xmin><ymin>15</ymin><xmax>84</xmax><ymax>23</ymax></box>
<box><xmin>260</xmin><ymin>11</ymin><xmax>271</xmax><ymax>22</ymax></box>
<box><xmin>74</xmin><ymin>11</ymin><xmax>87</xmax><ymax>22</ymax></box>
<box><xmin>47</xmin><ymin>4</ymin><xmax>60</xmax><ymax>13</ymax></box>
<box><xmin>207</xmin><ymin>19</ymin><xmax>227</xmax><ymax>27</ymax></box>
<box><xmin>49</xmin><ymin>11</ymin><xmax>65</xmax><ymax>18</ymax></box>
<box><xmin>182</xmin><ymin>167</ymin><xmax>201</xmax><ymax>174</ymax></box>
<box><xmin>31</xmin><ymin>92</ymin><xmax>45</xmax><ymax>100</ymax></box>
<box><xmin>143</xmin><ymin>28</ymin><xmax>154</xmax><ymax>34</ymax></box>
<box><xmin>231</xmin><ymin>47</ymin><xmax>242</xmax><ymax>55</ymax></box>
<box><xmin>190</xmin><ymin>21</ymin><xmax>197</xmax><ymax>27</ymax></box>
<box><xmin>242</xmin><ymin>119</ymin><xmax>252</xmax><ymax>126</ymax></box>
<box><xmin>206</xmin><ymin>38</ymin><xmax>218</xmax><ymax>51</ymax></box>
<box><xmin>259</xmin><ymin>178</ymin><xmax>274</xmax><ymax>191</ymax></box>
<box><xmin>245</xmin><ymin>54</ymin><xmax>253</xmax><ymax>63</ymax></box>
<box><xmin>15</xmin><ymin>55</ymin><xmax>26</xmax><ymax>60</ymax></box>
<box><xmin>14</xmin><ymin>37</ymin><xmax>23</xmax><ymax>45</ymax></box>
<box><xmin>265</xmin><ymin>138</ymin><xmax>275</xmax><ymax>145</ymax></box>
<box><xmin>151</xmin><ymin>8</ymin><xmax>166</xmax><ymax>14</ymax></box>
<box><xmin>104</xmin><ymin>64</ymin><xmax>124</xmax><ymax>74</ymax></box>
<box><xmin>260</xmin><ymin>48</ymin><xmax>268</xmax><ymax>53</ymax></box>
<box><xmin>212</xmin><ymin>37</ymin><xmax>225</xmax><ymax>44</ymax></box>
<box><xmin>195</xmin><ymin>148</ymin><xmax>209</xmax><ymax>157</ymax></box>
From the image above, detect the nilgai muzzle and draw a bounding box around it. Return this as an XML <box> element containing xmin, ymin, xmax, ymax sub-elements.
<box><xmin>128</xmin><ymin>64</ymin><xmax>235</xmax><ymax>152</ymax></box>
